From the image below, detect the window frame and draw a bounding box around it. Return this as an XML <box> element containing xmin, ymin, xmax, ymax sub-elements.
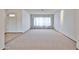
<box><xmin>30</xmin><ymin>14</ymin><xmax>54</xmax><ymax>29</ymax></box>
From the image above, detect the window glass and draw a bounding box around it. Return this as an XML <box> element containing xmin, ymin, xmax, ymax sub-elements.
<box><xmin>34</xmin><ymin>17</ymin><xmax>51</xmax><ymax>27</ymax></box>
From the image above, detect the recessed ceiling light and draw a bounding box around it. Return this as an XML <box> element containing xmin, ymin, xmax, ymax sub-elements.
<box><xmin>9</xmin><ymin>14</ymin><xmax>15</xmax><ymax>17</ymax></box>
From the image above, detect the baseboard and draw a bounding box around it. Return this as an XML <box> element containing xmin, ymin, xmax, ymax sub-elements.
<box><xmin>5</xmin><ymin>32</ymin><xmax>24</xmax><ymax>34</ymax></box>
<box><xmin>62</xmin><ymin>34</ymin><xmax>76</xmax><ymax>43</ymax></box>
<box><xmin>23</xmin><ymin>28</ymin><xmax>31</xmax><ymax>33</ymax></box>
<box><xmin>0</xmin><ymin>47</ymin><xmax>6</xmax><ymax>50</ymax></box>
<box><xmin>2</xmin><ymin>48</ymin><xmax>6</xmax><ymax>50</ymax></box>
<box><xmin>76</xmin><ymin>48</ymin><xmax>79</xmax><ymax>50</ymax></box>
<box><xmin>54</xmin><ymin>29</ymin><xmax>76</xmax><ymax>43</ymax></box>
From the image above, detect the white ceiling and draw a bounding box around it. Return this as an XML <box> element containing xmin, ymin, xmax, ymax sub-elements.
<box><xmin>25</xmin><ymin>9</ymin><xmax>61</xmax><ymax>14</ymax></box>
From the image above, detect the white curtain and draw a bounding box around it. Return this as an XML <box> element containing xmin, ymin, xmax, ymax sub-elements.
<box><xmin>34</xmin><ymin>17</ymin><xmax>51</xmax><ymax>28</ymax></box>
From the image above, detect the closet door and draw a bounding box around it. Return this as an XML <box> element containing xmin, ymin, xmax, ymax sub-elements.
<box><xmin>6</xmin><ymin>13</ymin><xmax>17</xmax><ymax>32</ymax></box>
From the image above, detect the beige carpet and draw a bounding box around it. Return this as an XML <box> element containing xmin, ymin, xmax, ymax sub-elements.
<box><xmin>5</xmin><ymin>29</ymin><xmax>76</xmax><ymax>50</ymax></box>
<box><xmin>5</xmin><ymin>33</ymin><xmax>22</xmax><ymax>44</ymax></box>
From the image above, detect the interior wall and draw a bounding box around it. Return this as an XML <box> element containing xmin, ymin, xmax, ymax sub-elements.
<box><xmin>5</xmin><ymin>9</ymin><xmax>31</xmax><ymax>33</ymax></box>
<box><xmin>75</xmin><ymin>10</ymin><xmax>79</xmax><ymax>49</ymax></box>
<box><xmin>54</xmin><ymin>13</ymin><xmax>61</xmax><ymax>31</ymax></box>
<box><xmin>5</xmin><ymin>9</ymin><xmax>22</xmax><ymax>32</ymax></box>
<box><xmin>54</xmin><ymin>10</ymin><xmax>76</xmax><ymax>41</ymax></box>
<box><xmin>0</xmin><ymin>10</ymin><xmax>5</xmax><ymax>49</ymax></box>
<box><xmin>22</xmin><ymin>10</ymin><xmax>30</xmax><ymax>32</ymax></box>
<box><xmin>62</xmin><ymin>10</ymin><xmax>76</xmax><ymax>40</ymax></box>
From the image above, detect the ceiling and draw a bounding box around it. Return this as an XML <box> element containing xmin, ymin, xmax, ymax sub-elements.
<box><xmin>25</xmin><ymin>9</ymin><xmax>61</xmax><ymax>14</ymax></box>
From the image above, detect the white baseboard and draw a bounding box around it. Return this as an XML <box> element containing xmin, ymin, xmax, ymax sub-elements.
<box><xmin>5</xmin><ymin>32</ymin><xmax>24</xmax><ymax>34</ymax></box>
<box><xmin>54</xmin><ymin>29</ymin><xmax>76</xmax><ymax>43</ymax></box>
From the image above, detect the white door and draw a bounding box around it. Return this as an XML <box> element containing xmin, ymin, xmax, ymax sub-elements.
<box><xmin>6</xmin><ymin>13</ymin><xmax>17</xmax><ymax>32</ymax></box>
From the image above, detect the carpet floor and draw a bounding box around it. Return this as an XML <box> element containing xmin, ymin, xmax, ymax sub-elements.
<box><xmin>5</xmin><ymin>29</ymin><xmax>76</xmax><ymax>50</ymax></box>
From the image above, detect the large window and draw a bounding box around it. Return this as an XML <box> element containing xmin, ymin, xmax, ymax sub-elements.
<box><xmin>31</xmin><ymin>14</ymin><xmax>54</xmax><ymax>29</ymax></box>
<box><xmin>34</xmin><ymin>17</ymin><xmax>51</xmax><ymax>27</ymax></box>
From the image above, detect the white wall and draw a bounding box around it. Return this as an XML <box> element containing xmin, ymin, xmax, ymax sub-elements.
<box><xmin>54</xmin><ymin>13</ymin><xmax>61</xmax><ymax>31</ymax></box>
<box><xmin>62</xmin><ymin>10</ymin><xmax>76</xmax><ymax>40</ymax></box>
<box><xmin>5</xmin><ymin>10</ymin><xmax>30</xmax><ymax>33</ymax></box>
<box><xmin>22</xmin><ymin>10</ymin><xmax>30</xmax><ymax>32</ymax></box>
<box><xmin>75</xmin><ymin>10</ymin><xmax>79</xmax><ymax>48</ymax></box>
<box><xmin>54</xmin><ymin>10</ymin><xmax>76</xmax><ymax>41</ymax></box>
<box><xmin>5</xmin><ymin>9</ymin><xmax>22</xmax><ymax>32</ymax></box>
<box><xmin>0</xmin><ymin>10</ymin><xmax>5</xmax><ymax>49</ymax></box>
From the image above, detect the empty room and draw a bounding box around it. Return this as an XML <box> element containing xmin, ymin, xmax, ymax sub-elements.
<box><xmin>1</xmin><ymin>9</ymin><xmax>79</xmax><ymax>50</ymax></box>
